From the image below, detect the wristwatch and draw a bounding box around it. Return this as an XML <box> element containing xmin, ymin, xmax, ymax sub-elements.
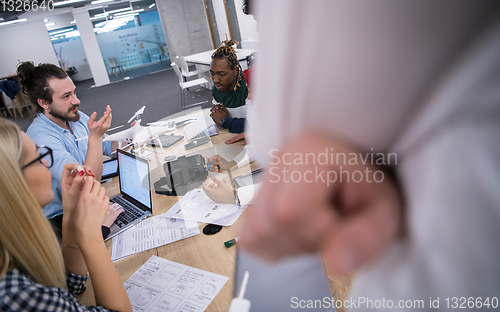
<box><xmin>219</xmin><ymin>118</ymin><xmax>226</xmax><ymax>126</ymax></box>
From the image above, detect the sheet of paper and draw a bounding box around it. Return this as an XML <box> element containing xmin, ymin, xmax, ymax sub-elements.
<box><xmin>162</xmin><ymin>188</ymin><xmax>247</xmax><ymax>226</ymax></box>
<box><xmin>124</xmin><ymin>255</ymin><xmax>229</xmax><ymax>312</ymax></box>
<box><xmin>112</xmin><ymin>216</ymin><xmax>200</xmax><ymax>262</ymax></box>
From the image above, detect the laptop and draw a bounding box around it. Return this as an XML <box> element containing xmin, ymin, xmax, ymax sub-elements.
<box><xmin>106</xmin><ymin>149</ymin><xmax>153</xmax><ymax>240</ymax></box>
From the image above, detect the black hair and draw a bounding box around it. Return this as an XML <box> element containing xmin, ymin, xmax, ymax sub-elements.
<box><xmin>241</xmin><ymin>0</ymin><xmax>252</xmax><ymax>15</ymax></box>
<box><xmin>211</xmin><ymin>36</ymin><xmax>242</xmax><ymax>91</ymax></box>
<box><xmin>16</xmin><ymin>61</ymin><xmax>68</xmax><ymax>116</ymax></box>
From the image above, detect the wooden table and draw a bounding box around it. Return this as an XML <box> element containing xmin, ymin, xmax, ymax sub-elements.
<box><xmin>78</xmin><ymin>107</ymin><xmax>256</xmax><ymax>311</ymax></box>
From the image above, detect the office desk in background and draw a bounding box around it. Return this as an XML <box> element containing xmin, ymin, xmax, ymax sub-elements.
<box><xmin>77</xmin><ymin>108</ymin><xmax>258</xmax><ymax>311</ymax></box>
<box><xmin>184</xmin><ymin>49</ymin><xmax>256</xmax><ymax>67</ymax></box>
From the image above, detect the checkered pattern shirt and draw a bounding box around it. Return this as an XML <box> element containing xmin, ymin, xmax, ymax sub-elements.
<box><xmin>1</xmin><ymin>268</ymin><xmax>116</xmax><ymax>311</ymax></box>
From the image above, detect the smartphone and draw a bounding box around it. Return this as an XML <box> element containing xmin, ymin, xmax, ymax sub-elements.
<box><xmin>233</xmin><ymin>168</ymin><xmax>264</xmax><ymax>188</ymax></box>
<box><xmin>101</xmin><ymin>158</ymin><xmax>118</xmax><ymax>180</ymax></box>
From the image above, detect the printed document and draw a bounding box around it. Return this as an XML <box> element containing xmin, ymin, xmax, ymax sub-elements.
<box><xmin>112</xmin><ymin>216</ymin><xmax>200</xmax><ymax>262</ymax></box>
<box><xmin>124</xmin><ymin>255</ymin><xmax>229</xmax><ymax>312</ymax></box>
<box><xmin>162</xmin><ymin>188</ymin><xmax>246</xmax><ymax>226</ymax></box>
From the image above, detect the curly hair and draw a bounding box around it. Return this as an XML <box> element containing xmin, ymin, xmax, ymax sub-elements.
<box><xmin>211</xmin><ymin>35</ymin><xmax>243</xmax><ymax>91</ymax></box>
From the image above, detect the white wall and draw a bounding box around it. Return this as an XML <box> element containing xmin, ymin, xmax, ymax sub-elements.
<box><xmin>211</xmin><ymin>0</ymin><xmax>257</xmax><ymax>48</ymax></box>
<box><xmin>233</xmin><ymin>0</ymin><xmax>258</xmax><ymax>48</ymax></box>
<box><xmin>212</xmin><ymin>0</ymin><xmax>230</xmax><ymax>45</ymax></box>
<box><xmin>0</xmin><ymin>20</ymin><xmax>59</xmax><ymax>77</ymax></box>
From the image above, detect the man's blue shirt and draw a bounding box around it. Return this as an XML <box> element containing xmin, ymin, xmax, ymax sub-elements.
<box><xmin>26</xmin><ymin>112</ymin><xmax>112</xmax><ymax>218</ymax></box>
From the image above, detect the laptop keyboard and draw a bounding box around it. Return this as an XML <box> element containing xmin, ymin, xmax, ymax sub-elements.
<box><xmin>111</xmin><ymin>197</ymin><xmax>143</xmax><ymax>227</ymax></box>
<box><xmin>190</xmin><ymin>131</ymin><xmax>209</xmax><ymax>141</ymax></box>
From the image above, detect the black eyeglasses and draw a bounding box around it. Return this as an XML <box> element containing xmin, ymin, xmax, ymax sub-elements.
<box><xmin>21</xmin><ymin>146</ymin><xmax>54</xmax><ymax>170</ymax></box>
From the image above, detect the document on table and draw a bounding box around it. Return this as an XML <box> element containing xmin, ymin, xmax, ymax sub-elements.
<box><xmin>163</xmin><ymin>188</ymin><xmax>247</xmax><ymax>226</ymax></box>
<box><xmin>124</xmin><ymin>255</ymin><xmax>229</xmax><ymax>312</ymax></box>
<box><xmin>111</xmin><ymin>216</ymin><xmax>200</xmax><ymax>262</ymax></box>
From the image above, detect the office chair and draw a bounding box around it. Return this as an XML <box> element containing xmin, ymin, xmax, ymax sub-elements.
<box><xmin>175</xmin><ymin>56</ymin><xmax>210</xmax><ymax>81</ymax></box>
<box><xmin>171</xmin><ymin>62</ymin><xmax>211</xmax><ymax>109</ymax></box>
<box><xmin>108</xmin><ymin>57</ymin><xmax>124</xmax><ymax>76</ymax></box>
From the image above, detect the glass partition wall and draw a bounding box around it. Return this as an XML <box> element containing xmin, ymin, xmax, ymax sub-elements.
<box><xmin>47</xmin><ymin>1</ymin><xmax>170</xmax><ymax>86</ymax></box>
<box><xmin>91</xmin><ymin>0</ymin><xmax>170</xmax><ymax>83</ymax></box>
<box><xmin>47</xmin><ymin>12</ymin><xmax>93</xmax><ymax>85</ymax></box>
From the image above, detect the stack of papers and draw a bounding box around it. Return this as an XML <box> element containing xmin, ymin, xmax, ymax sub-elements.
<box><xmin>112</xmin><ymin>216</ymin><xmax>199</xmax><ymax>262</ymax></box>
<box><xmin>124</xmin><ymin>255</ymin><xmax>229</xmax><ymax>312</ymax></box>
<box><xmin>163</xmin><ymin>188</ymin><xmax>247</xmax><ymax>226</ymax></box>
<box><xmin>111</xmin><ymin>189</ymin><xmax>246</xmax><ymax>262</ymax></box>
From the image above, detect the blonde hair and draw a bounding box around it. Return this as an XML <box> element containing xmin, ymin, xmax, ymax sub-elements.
<box><xmin>0</xmin><ymin>118</ymin><xmax>66</xmax><ymax>288</ymax></box>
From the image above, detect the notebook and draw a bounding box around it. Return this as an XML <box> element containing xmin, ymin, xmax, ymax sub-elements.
<box><xmin>106</xmin><ymin>149</ymin><xmax>153</xmax><ymax>240</ymax></box>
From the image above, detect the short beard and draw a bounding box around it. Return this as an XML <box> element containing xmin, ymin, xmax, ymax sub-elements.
<box><xmin>49</xmin><ymin>106</ymin><xmax>80</xmax><ymax>122</ymax></box>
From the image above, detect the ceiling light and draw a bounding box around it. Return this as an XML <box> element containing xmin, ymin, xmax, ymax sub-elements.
<box><xmin>49</xmin><ymin>28</ymin><xmax>75</xmax><ymax>35</ymax></box>
<box><xmin>115</xmin><ymin>12</ymin><xmax>138</xmax><ymax>17</ymax></box>
<box><xmin>44</xmin><ymin>18</ymin><xmax>49</xmax><ymax>22</ymax></box>
<box><xmin>45</xmin><ymin>22</ymin><xmax>56</xmax><ymax>27</ymax></box>
<box><xmin>0</xmin><ymin>18</ymin><xmax>27</xmax><ymax>27</ymax></box>
<box><xmin>53</xmin><ymin>0</ymin><xmax>87</xmax><ymax>7</ymax></box>
<box><xmin>114</xmin><ymin>8</ymin><xmax>143</xmax><ymax>16</ymax></box>
<box><xmin>91</xmin><ymin>0</ymin><xmax>113</xmax><ymax>4</ymax></box>
<box><xmin>90</xmin><ymin>16</ymin><xmax>107</xmax><ymax>20</ymax></box>
<box><xmin>148</xmin><ymin>3</ymin><xmax>155</xmax><ymax>8</ymax></box>
<box><xmin>70</xmin><ymin>20</ymin><xmax>76</xmax><ymax>24</ymax></box>
<box><xmin>105</xmin><ymin>7</ymin><xmax>131</xmax><ymax>14</ymax></box>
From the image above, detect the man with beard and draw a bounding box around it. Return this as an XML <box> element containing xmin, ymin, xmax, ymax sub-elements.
<box><xmin>19</xmin><ymin>62</ymin><xmax>123</xmax><ymax>232</ymax></box>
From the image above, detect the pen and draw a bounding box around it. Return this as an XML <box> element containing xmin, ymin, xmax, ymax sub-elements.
<box><xmin>206</xmin><ymin>162</ymin><xmax>212</xmax><ymax>171</ymax></box>
<box><xmin>224</xmin><ymin>237</ymin><xmax>239</xmax><ymax>248</ymax></box>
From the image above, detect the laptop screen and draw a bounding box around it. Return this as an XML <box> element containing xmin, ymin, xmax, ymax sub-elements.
<box><xmin>117</xmin><ymin>150</ymin><xmax>152</xmax><ymax>209</ymax></box>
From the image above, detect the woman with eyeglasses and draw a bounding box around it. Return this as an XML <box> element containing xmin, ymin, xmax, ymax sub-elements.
<box><xmin>0</xmin><ymin>118</ymin><xmax>132</xmax><ymax>311</ymax></box>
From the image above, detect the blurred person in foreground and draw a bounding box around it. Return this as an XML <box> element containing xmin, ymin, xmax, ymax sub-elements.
<box><xmin>240</xmin><ymin>0</ymin><xmax>500</xmax><ymax>310</ymax></box>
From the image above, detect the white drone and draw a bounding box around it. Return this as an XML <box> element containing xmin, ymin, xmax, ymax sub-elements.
<box><xmin>77</xmin><ymin>106</ymin><xmax>177</xmax><ymax>155</ymax></box>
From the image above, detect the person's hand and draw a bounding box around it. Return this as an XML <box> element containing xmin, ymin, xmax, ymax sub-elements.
<box><xmin>238</xmin><ymin>133</ymin><xmax>403</xmax><ymax>275</ymax></box>
<box><xmin>202</xmin><ymin>174</ymin><xmax>236</xmax><ymax>204</ymax></box>
<box><xmin>210</xmin><ymin>104</ymin><xmax>228</xmax><ymax>124</ymax></box>
<box><xmin>88</xmin><ymin>105</ymin><xmax>112</xmax><ymax>139</ymax></box>
<box><xmin>102</xmin><ymin>203</ymin><xmax>125</xmax><ymax>228</ymax></box>
<box><xmin>207</xmin><ymin>155</ymin><xmax>236</xmax><ymax>173</ymax></box>
<box><xmin>225</xmin><ymin>132</ymin><xmax>246</xmax><ymax>145</ymax></box>
<box><xmin>72</xmin><ymin>177</ymin><xmax>110</xmax><ymax>246</ymax></box>
<box><xmin>61</xmin><ymin>164</ymin><xmax>93</xmax><ymax>215</ymax></box>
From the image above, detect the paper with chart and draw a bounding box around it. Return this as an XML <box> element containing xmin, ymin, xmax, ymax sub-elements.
<box><xmin>124</xmin><ymin>255</ymin><xmax>229</xmax><ymax>312</ymax></box>
<box><xmin>162</xmin><ymin>188</ymin><xmax>247</xmax><ymax>226</ymax></box>
<box><xmin>112</xmin><ymin>216</ymin><xmax>200</xmax><ymax>262</ymax></box>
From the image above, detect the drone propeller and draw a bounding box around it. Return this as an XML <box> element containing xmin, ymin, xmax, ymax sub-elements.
<box><xmin>127</xmin><ymin>106</ymin><xmax>146</xmax><ymax>123</ymax></box>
